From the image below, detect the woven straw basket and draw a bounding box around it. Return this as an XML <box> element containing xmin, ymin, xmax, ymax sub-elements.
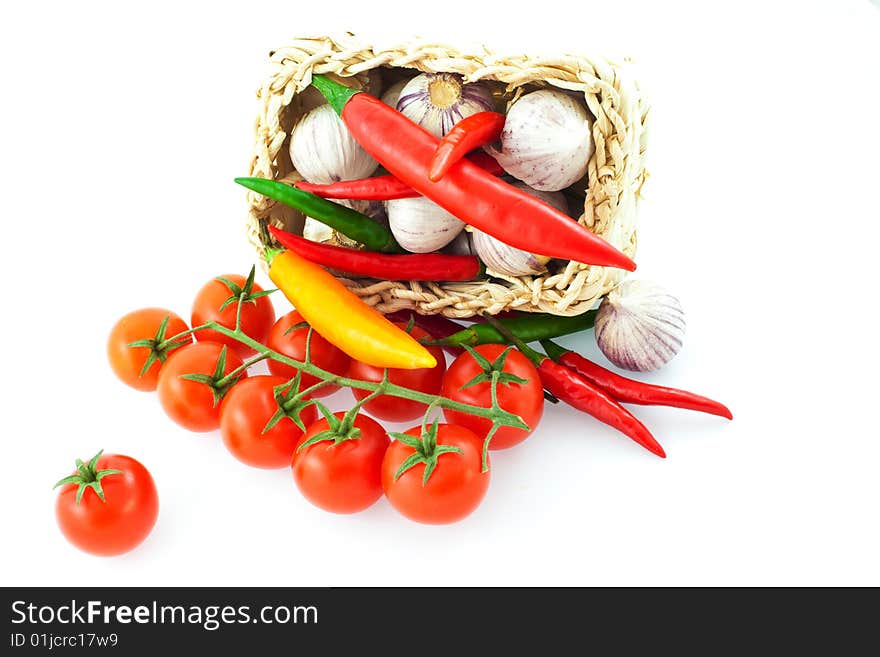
<box><xmin>245</xmin><ymin>33</ymin><xmax>649</xmax><ymax>318</ymax></box>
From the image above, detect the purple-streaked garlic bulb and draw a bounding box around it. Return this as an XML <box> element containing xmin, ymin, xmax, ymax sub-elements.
<box><xmin>386</xmin><ymin>196</ymin><xmax>465</xmax><ymax>253</ymax></box>
<box><xmin>396</xmin><ymin>73</ymin><xmax>494</xmax><ymax>137</ymax></box>
<box><xmin>486</xmin><ymin>89</ymin><xmax>594</xmax><ymax>191</ymax></box>
<box><xmin>595</xmin><ymin>280</ymin><xmax>686</xmax><ymax>372</ymax></box>
<box><xmin>470</xmin><ymin>182</ymin><xmax>568</xmax><ymax>276</ymax></box>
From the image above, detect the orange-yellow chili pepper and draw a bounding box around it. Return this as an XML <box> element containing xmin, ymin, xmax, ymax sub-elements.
<box><xmin>265</xmin><ymin>247</ymin><xmax>436</xmax><ymax>370</ymax></box>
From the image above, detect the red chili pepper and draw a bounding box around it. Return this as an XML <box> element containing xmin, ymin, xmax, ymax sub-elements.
<box><xmin>294</xmin><ymin>151</ymin><xmax>504</xmax><ymax>201</ymax></box>
<box><xmin>429</xmin><ymin>112</ymin><xmax>505</xmax><ymax>182</ymax></box>
<box><xmin>483</xmin><ymin>315</ymin><xmax>665</xmax><ymax>458</ymax></box>
<box><xmin>541</xmin><ymin>340</ymin><xmax>732</xmax><ymax>419</ymax></box>
<box><xmin>311</xmin><ymin>75</ymin><xmax>636</xmax><ymax>272</ymax></box>
<box><xmin>384</xmin><ymin>311</ymin><xmax>467</xmax><ymax>356</ymax></box>
<box><xmin>268</xmin><ymin>225</ymin><xmax>482</xmax><ymax>282</ymax></box>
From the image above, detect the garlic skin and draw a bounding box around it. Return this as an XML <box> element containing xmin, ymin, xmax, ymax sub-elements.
<box><xmin>289</xmin><ymin>104</ymin><xmax>378</xmax><ymax>184</ymax></box>
<box><xmin>386</xmin><ymin>196</ymin><xmax>465</xmax><ymax>253</ymax></box>
<box><xmin>396</xmin><ymin>73</ymin><xmax>494</xmax><ymax>137</ymax></box>
<box><xmin>381</xmin><ymin>78</ymin><xmax>410</xmax><ymax>108</ymax></box>
<box><xmin>595</xmin><ymin>280</ymin><xmax>686</xmax><ymax>372</ymax></box>
<box><xmin>486</xmin><ymin>89</ymin><xmax>594</xmax><ymax>191</ymax></box>
<box><xmin>470</xmin><ymin>182</ymin><xmax>568</xmax><ymax>276</ymax></box>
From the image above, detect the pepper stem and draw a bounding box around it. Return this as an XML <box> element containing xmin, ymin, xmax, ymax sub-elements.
<box><xmin>540</xmin><ymin>340</ymin><xmax>569</xmax><ymax>362</ymax></box>
<box><xmin>310</xmin><ymin>74</ymin><xmax>361</xmax><ymax>116</ymax></box>
<box><xmin>481</xmin><ymin>314</ymin><xmax>544</xmax><ymax>366</ymax></box>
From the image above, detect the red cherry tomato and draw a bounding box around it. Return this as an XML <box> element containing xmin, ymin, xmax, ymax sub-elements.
<box><xmin>107</xmin><ymin>308</ymin><xmax>192</xmax><ymax>391</ymax></box>
<box><xmin>348</xmin><ymin>324</ymin><xmax>446</xmax><ymax>422</ymax></box>
<box><xmin>266</xmin><ymin>311</ymin><xmax>351</xmax><ymax>397</ymax></box>
<box><xmin>381</xmin><ymin>423</ymin><xmax>489</xmax><ymax>524</ymax></box>
<box><xmin>220</xmin><ymin>375</ymin><xmax>317</xmax><ymax>469</ymax></box>
<box><xmin>157</xmin><ymin>341</ymin><xmax>246</xmax><ymax>432</ymax></box>
<box><xmin>55</xmin><ymin>452</ymin><xmax>159</xmax><ymax>556</ymax></box>
<box><xmin>191</xmin><ymin>271</ymin><xmax>275</xmax><ymax>357</ymax></box>
<box><xmin>442</xmin><ymin>344</ymin><xmax>543</xmax><ymax>450</ymax></box>
<box><xmin>292</xmin><ymin>412</ymin><xmax>390</xmax><ymax>514</ymax></box>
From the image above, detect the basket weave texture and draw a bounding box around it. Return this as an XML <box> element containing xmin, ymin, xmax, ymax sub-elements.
<box><xmin>245</xmin><ymin>34</ymin><xmax>649</xmax><ymax>318</ymax></box>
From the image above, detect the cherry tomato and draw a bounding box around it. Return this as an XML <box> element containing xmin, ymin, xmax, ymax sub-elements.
<box><xmin>55</xmin><ymin>451</ymin><xmax>159</xmax><ymax>556</ymax></box>
<box><xmin>191</xmin><ymin>271</ymin><xmax>275</xmax><ymax>357</ymax></box>
<box><xmin>348</xmin><ymin>324</ymin><xmax>446</xmax><ymax>422</ymax></box>
<box><xmin>442</xmin><ymin>344</ymin><xmax>544</xmax><ymax>450</ymax></box>
<box><xmin>220</xmin><ymin>375</ymin><xmax>317</xmax><ymax>469</ymax></box>
<box><xmin>107</xmin><ymin>308</ymin><xmax>192</xmax><ymax>391</ymax></box>
<box><xmin>157</xmin><ymin>341</ymin><xmax>246</xmax><ymax>432</ymax></box>
<box><xmin>266</xmin><ymin>311</ymin><xmax>351</xmax><ymax>398</ymax></box>
<box><xmin>381</xmin><ymin>423</ymin><xmax>488</xmax><ymax>524</ymax></box>
<box><xmin>292</xmin><ymin>412</ymin><xmax>390</xmax><ymax>514</ymax></box>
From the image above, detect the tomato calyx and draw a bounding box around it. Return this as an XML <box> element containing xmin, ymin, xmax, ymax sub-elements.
<box><xmin>263</xmin><ymin>371</ymin><xmax>317</xmax><ymax>434</ymax></box>
<box><xmin>389</xmin><ymin>416</ymin><xmax>463</xmax><ymax>486</ymax></box>
<box><xmin>53</xmin><ymin>450</ymin><xmax>123</xmax><ymax>505</ymax></box>
<box><xmin>215</xmin><ymin>265</ymin><xmax>276</xmax><ymax>313</ymax></box>
<box><xmin>178</xmin><ymin>345</ymin><xmax>245</xmax><ymax>407</ymax></box>
<box><xmin>458</xmin><ymin>345</ymin><xmax>528</xmax><ymax>390</ymax></box>
<box><xmin>282</xmin><ymin>321</ymin><xmax>311</xmax><ymax>337</ymax></box>
<box><xmin>127</xmin><ymin>314</ymin><xmax>192</xmax><ymax>378</ymax></box>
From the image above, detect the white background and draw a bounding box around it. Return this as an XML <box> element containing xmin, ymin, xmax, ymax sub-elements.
<box><xmin>1</xmin><ymin>0</ymin><xmax>878</xmax><ymax>587</ymax></box>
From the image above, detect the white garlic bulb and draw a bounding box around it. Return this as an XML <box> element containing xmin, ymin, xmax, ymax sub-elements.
<box><xmin>595</xmin><ymin>280</ymin><xmax>686</xmax><ymax>372</ymax></box>
<box><xmin>471</xmin><ymin>182</ymin><xmax>568</xmax><ymax>276</ymax></box>
<box><xmin>486</xmin><ymin>89</ymin><xmax>594</xmax><ymax>191</ymax></box>
<box><xmin>396</xmin><ymin>73</ymin><xmax>494</xmax><ymax>137</ymax></box>
<box><xmin>289</xmin><ymin>104</ymin><xmax>378</xmax><ymax>184</ymax></box>
<box><xmin>386</xmin><ymin>196</ymin><xmax>465</xmax><ymax>253</ymax></box>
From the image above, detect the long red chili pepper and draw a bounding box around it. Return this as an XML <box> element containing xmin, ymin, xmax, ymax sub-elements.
<box><xmin>384</xmin><ymin>311</ymin><xmax>467</xmax><ymax>356</ymax></box>
<box><xmin>541</xmin><ymin>340</ymin><xmax>733</xmax><ymax>419</ymax></box>
<box><xmin>429</xmin><ymin>112</ymin><xmax>505</xmax><ymax>182</ymax></box>
<box><xmin>483</xmin><ymin>315</ymin><xmax>665</xmax><ymax>458</ymax></box>
<box><xmin>310</xmin><ymin>75</ymin><xmax>636</xmax><ymax>272</ymax></box>
<box><xmin>295</xmin><ymin>151</ymin><xmax>504</xmax><ymax>201</ymax></box>
<box><xmin>268</xmin><ymin>225</ymin><xmax>482</xmax><ymax>282</ymax></box>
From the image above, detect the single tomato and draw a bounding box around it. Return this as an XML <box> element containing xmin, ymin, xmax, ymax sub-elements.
<box><xmin>292</xmin><ymin>412</ymin><xmax>390</xmax><ymax>514</ymax></box>
<box><xmin>107</xmin><ymin>308</ymin><xmax>192</xmax><ymax>391</ymax></box>
<box><xmin>442</xmin><ymin>344</ymin><xmax>543</xmax><ymax>450</ymax></box>
<box><xmin>381</xmin><ymin>423</ymin><xmax>488</xmax><ymax>524</ymax></box>
<box><xmin>348</xmin><ymin>323</ymin><xmax>446</xmax><ymax>422</ymax></box>
<box><xmin>220</xmin><ymin>375</ymin><xmax>317</xmax><ymax>469</ymax></box>
<box><xmin>157</xmin><ymin>341</ymin><xmax>246</xmax><ymax>432</ymax></box>
<box><xmin>266</xmin><ymin>310</ymin><xmax>350</xmax><ymax>397</ymax></box>
<box><xmin>54</xmin><ymin>451</ymin><xmax>159</xmax><ymax>556</ymax></box>
<box><xmin>191</xmin><ymin>268</ymin><xmax>275</xmax><ymax>357</ymax></box>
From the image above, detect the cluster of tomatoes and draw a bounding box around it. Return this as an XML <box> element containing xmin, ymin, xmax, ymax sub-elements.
<box><xmin>62</xmin><ymin>270</ymin><xmax>546</xmax><ymax>554</ymax></box>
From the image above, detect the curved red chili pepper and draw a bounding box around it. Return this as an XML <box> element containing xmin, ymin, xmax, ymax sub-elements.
<box><xmin>268</xmin><ymin>225</ymin><xmax>482</xmax><ymax>282</ymax></box>
<box><xmin>429</xmin><ymin>112</ymin><xmax>505</xmax><ymax>182</ymax></box>
<box><xmin>295</xmin><ymin>151</ymin><xmax>504</xmax><ymax>201</ymax></box>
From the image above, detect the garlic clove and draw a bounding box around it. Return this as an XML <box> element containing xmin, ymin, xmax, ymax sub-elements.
<box><xmin>486</xmin><ymin>89</ymin><xmax>594</xmax><ymax>192</ymax></box>
<box><xmin>396</xmin><ymin>73</ymin><xmax>494</xmax><ymax>137</ymax></box>
<box><xmin>289</xmin><ymin>104</ymin><xmax>379</xmax><ymax>184</ymax></box>
<box><xmin>595</xmin><ymin>280</ymin><xmax>686</xmax><ymax>372</ymax></box>
<box><xmin>470</xmin><ymin>182</ymin><xmax>568</xmax><ymax>276</ymax></box>
<box><xmin>386</xmin><ymin>196</ymin><xmax>465</xmax><ymax>253</ymax></box>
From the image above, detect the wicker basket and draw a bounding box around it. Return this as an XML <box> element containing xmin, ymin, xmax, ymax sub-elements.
<box><xmin>245</xmin><ymin>33</ymin><xmax>649</xmax><ymax>318</ymax></box>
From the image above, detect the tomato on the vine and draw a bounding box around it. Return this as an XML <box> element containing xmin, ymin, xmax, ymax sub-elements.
<box><xmin>292</xmin><ymin>411</ymin><xmax>390</xmax><ymax>514</ymax></box>
<box><xmin>348</xmin><ymin>323</ymin><xmax>446</xmax><ymax>422</ymax></box>
<box><xmin>157</xmin><ymin>341</ymin><xmax>246</xmax><ymax>432</ymax></box>
<box><xmin>442</xmin><ymin>344</ymin><xmax>544</xmax><ymax>450</ymax></box>
<box><xmin>107</xmin><ymin>308</ymin><xmax>192</xmax><ymax>391</ymax></box>
<box><xmin>191</xmin><ymin>267</ymin><xmax>275</xmax><ymax>357</ymax></box>
<box><xmin>54</xmin><ymin>451</ymin><xmax>159</xmax><ymax>556</ymax></box>
<box><xmin>266</xmin><ymin>310</ymin><xmax>350</xmax><ymax>397</ymax></box>
<box><xmin>381</xmin><ymin>422</ymin><xmax>488</xmax><ymax>524</ymax></box>
<box><xmin>220</xmin><ymin>375</ymin><xmax>316</xmax><ymax>469</ymax></box>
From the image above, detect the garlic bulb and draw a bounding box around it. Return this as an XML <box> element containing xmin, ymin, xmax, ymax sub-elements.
<box><xmin>386</xmin><ymin>196</ymin><xmax>465</xmax><ymax>253</ymax></box>
<box><xmin>471</xmin><ymin>182</ymin><xmax>568</xmax><ymax>276</ymax></box>
<box><xmin>595</xmin><ymin>280</ymin><xmax>686</xmax><ymax>372</ymax></box>
<box><xmin>289</xmin><ymin>104</ymin><xmax>378</xmax><ymax>184</ymax></box>
<box><xmin>396</xmin><ymin>73</ymin><xmax>494</xmax><ymax>137</ymax></box>
<box><xmin>381</xmin><ymin>78</ymin><xmax>410</xmax><ymax>107</ymax></box>
<box><xmin>486</xmin><ymin>89</ymin><xmax>594</xmax><ymax>191</ymax></box>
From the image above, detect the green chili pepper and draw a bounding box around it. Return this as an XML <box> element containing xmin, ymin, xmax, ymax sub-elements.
<box><xmin>235</xmin><ymin>177</ymin><xmax>401</xmax><ymax>253</ymax></box>
<box><xmin>426</xmin><ymin>311</ymin><xmax>597</xmax><ymax>348</ymax></box>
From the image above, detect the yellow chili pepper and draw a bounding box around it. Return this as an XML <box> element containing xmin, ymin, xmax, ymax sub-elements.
<box><xmin>266</xmin><ymin>247</ymin><xmax>436</xmax><ymax>370</ymax></box>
